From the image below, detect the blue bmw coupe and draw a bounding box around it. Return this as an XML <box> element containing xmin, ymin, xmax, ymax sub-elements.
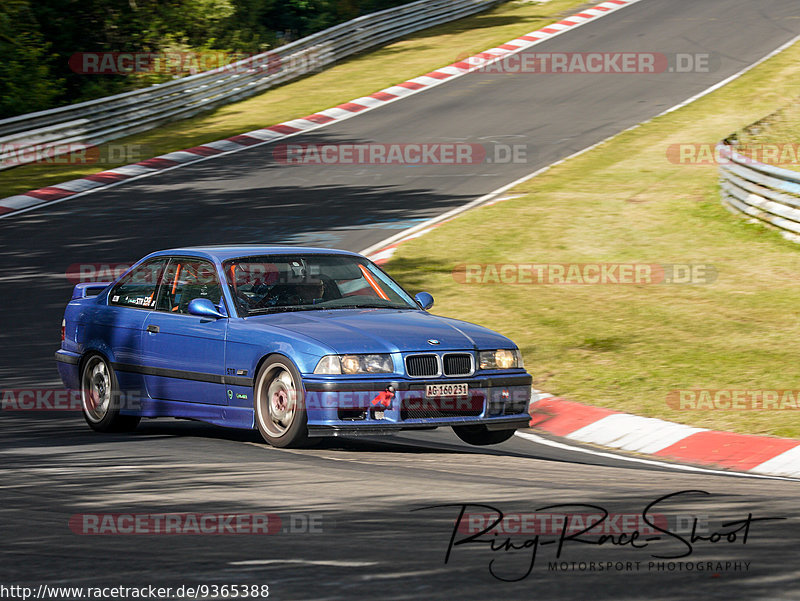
<box><xmin>56</xmin><ymin>246</ymin><xmax>532</xmax><ymax>447</ymax></box>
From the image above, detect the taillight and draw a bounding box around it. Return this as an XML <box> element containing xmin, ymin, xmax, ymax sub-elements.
<box><xmin>61</xmin><ymin>319</ymin><xmax>66</xmax><ymax>342</ymax></box>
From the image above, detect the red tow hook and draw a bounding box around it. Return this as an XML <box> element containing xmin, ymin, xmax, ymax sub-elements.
<box><xmin>371</xmin><ymin>385</ymin><xmax>395</xmax><ymax>410</ymax></box>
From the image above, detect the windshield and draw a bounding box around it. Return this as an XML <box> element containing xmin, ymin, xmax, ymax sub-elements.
<box><xmin>223</xmin><ymin>254</ymin><xmax>418</xmax><ymax>317</ymax></box>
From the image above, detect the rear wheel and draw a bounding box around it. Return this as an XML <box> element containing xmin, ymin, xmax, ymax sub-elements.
<box><xmin>452</xmin><ymin>424</ymin><xmax>516</xmax><ymax>446</ymax></box>
<box><xmin>80</xmin><ymin>354</ymin><xmax>140</xmax><ymax>432</ymax></box>
<box><xmin>254</xmin><ymin>356</ymin><xmax>309</xmax><ymax>448</ymax></box>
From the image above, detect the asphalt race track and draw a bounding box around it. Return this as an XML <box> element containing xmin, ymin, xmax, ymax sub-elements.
<box><xmin>2</xmin><ymin>1</ymin><xmax>800</xmax><ymax>599</ymax></box>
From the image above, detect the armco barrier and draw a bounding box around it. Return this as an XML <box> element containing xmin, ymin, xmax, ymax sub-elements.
<box><xmin>0</xmin><ymin>0</ymin><xmax>498</xmax><ymax>170</ymax></box>
<box><xmin>718</xmin><ymin>142</ymin><xmax>800</xmax><ymax>241</ymax></box>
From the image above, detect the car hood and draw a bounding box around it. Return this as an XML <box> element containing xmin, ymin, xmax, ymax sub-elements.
<box><xmin>245</xmin><ymin>309</ymin><xmax>515</xmax><ymax>354</ymax></box>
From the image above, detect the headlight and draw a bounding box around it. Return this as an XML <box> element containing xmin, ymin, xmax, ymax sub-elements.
<box><xmin>314</xmin><ymin>354</ymin><xmax>394</xmax><ymax>375</ymax></box>
<box><xmin>314</xmin><ymin>355</ymin><xmax>341</xmax><ymax>374</ymax></box>
<box><xmin>341</xmin><ymin>355</ymin><xmax>360</xmax><ymax>374</ymax></box>
<box><xmin>479</xmin><ymin>349</ymin><xmax>523</xmax><ymax>370</ymax></box>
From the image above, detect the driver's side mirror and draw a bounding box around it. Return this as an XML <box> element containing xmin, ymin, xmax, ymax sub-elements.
<box><xmin>414</xmin><ymin>292</ymin><xmax>434</xmax><ymax>310</ymax></box>
<box><xmin>188</xmin><ymin>298</ymin><xmax>226</xmax><ymax>319</ymax></box>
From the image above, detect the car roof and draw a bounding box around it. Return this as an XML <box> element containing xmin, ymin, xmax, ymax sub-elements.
<box><xmin>145</xmin><ymin>246</ymin><xmax>363</xmax><ymax>262</ymax></box>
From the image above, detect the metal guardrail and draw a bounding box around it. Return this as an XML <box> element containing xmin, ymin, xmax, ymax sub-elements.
<box><xmin>0</xmin><ymin>0</ymin><xmax>498</xmax><ymax>170</ymax></box>
<box><xmin>718</xmin><ymin>142</ymin><xmax>800</xmax><ymax>241</ymax></box>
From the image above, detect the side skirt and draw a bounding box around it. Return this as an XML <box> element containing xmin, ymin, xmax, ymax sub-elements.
<box><xmin>137</xmin><ymin>398</ymin><xmax>255</xmax><ymax>430</ymax></box>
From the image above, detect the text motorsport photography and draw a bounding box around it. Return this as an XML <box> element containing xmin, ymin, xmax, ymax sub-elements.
<box><xmin>415</xmin><ymin>491</ymin><xmax>784</xmax><ymax>581</ymax></box>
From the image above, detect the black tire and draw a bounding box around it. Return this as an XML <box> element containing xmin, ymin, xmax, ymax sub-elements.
<box><xmin>253</xmin><ymin>356</ymin><xmax>310</xmax><ymax>448</ymax></box>
<box><xmin>80</xmin><ymin>353</ymin><xmax>140</xmax><ymax>433</ymax></box>
<box><xmin>452</xmin><ymin>424</ymin><xmax>516</xmax><ymax>446</ymax></box>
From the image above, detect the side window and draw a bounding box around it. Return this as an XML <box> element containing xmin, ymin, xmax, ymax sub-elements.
<box><xmin>156</xmin><ymin>259</ymin><xmax>223</xmax><ymax>315</ymax></box>
<box><xmin>109</xmin><ymin>259</ymin><xmax>166</xmax><ymax>309</ymax></box>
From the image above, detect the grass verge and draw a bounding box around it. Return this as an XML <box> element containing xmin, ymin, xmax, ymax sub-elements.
<box><xmin>0</xmin><ymin>0</ymin><xmax>589</xmax><ymax>198</ymax></box>
<box><xmin>386</xmin><ymin>40</ymin><xmax>800</xmax><ymax>439</ymax></box>
<box><xmin>734</xmin><ymin>98</ymin><xmax>800</xmax><ymax>171</ymax></box>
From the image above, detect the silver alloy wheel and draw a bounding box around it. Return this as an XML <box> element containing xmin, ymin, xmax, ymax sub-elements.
<box><xmin>257</xmin><ymin>364</ymin><xmax>297</xmax><ymax>437</ymax></box>
<box><xmin>81</xmin><ymin>356</ymin><xmax>112</xmax><ymax>423</ymax></box>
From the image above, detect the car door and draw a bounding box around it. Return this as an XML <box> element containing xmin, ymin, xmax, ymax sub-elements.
<box><xmin>141</xmin><ymin>257</ymin><xmax>229</xmax><ymax>405</ymax></box>
<box><xmin>97</xmin><ymin>258</ymin><xmax>167</xmax><ymax>392</ymax></box>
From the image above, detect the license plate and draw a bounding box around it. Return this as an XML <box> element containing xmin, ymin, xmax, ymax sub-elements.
<box><xmin>425</xmin><ymin>383</ymin><xmax>469</xmax><ymax>397</ymax></box>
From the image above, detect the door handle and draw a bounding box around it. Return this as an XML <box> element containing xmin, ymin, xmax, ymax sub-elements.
<box><xmin>146</xmin><ymin>325</ymin><xmax>160</xmax><ymax>333</ymax></box>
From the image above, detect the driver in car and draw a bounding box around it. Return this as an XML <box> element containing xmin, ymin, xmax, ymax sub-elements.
<box><xmin>293</xmin><ymin>278</ymin><xmax>325</xmax><ymax>305</ymax></box>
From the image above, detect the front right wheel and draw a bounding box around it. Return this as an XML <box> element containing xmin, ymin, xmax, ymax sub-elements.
<box><xmin>452</xmin><ymin>424</ymin><xmax>516</xmax><ymax>446</ymax></box>
<box><xmin>254</xmin><ymin>356</ymin><xmax>310</xmax><ymax>448</ymax></box>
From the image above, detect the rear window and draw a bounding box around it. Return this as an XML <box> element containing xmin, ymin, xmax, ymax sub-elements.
<box><xmin>109</xmin><ymin>259</ymin><xmax>166</xmax><ymax>309</ymax></box>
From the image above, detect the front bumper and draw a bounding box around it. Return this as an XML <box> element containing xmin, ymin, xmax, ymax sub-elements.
<box><xmin>302</xmin><ymin>372</ymin><xmax>532</xmax><ymax>435</ymax></box>
<box><xmin>307</xmin><ymin>415</ymin><xmax>531</xmax><ymax>437</ymax></box>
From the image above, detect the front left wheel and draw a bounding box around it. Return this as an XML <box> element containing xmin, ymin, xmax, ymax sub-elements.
<box><xmin>254</xmin><ymin>356</ymin><xmax>310</xmax><ymax>448</ymax></box>
<box><xmin>80</xmin><ymin>354</ymin><xmax>140</xmax><ymax>433</ymax></box>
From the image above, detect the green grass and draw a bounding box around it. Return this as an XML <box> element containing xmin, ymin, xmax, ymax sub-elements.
<box><xmin>0</xmin><ymin>0</ymin><xmax>589</xmax><ymax>198</ymax></box>
<box><xmin>735</xmin><ymin>99</ymin><xmax>800</xmax><ymax>171</ymax></box>
<box><xmin>386</xmin><ymin>40</ymin><xmax>800</xmax><ymax>439</ymax></box>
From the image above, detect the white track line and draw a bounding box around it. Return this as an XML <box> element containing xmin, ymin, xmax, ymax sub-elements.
<box><xmin>515</xmin><ymin>431</ymin><xmax>800</xmax><ymax>482</ymax></box>
<box><xmin>230</xmin><ymin>559</ymin><xmax>378</xmax><ymax>567</ymax></box>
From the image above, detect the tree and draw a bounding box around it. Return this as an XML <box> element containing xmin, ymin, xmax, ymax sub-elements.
<box><xmin>0</xmin><ymin>0</ymin><xmax>61</xmax><ymax>118</ymax></box>
<box><xmin>1</xmin><ymin>0</ymin><xmax>421</xmax><ymax>118</ymax></box>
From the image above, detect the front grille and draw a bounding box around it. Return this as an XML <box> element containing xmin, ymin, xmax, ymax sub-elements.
<box><xmin>401</xmin><ymin>395</ymin><xmax>484</xmax><ymax>420</ymax></box>
<box><xmin>405</xmin><ymin>354</ymin><xmax>439</xmax><ymax>377</ymax></box>
<box><xmin>443</xmin><ymin>353</ymin><xmax>473</xmax><ymax>376</ymax></box>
